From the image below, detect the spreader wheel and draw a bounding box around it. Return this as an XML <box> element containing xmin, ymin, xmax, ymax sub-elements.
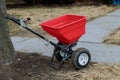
<box><xmin>54</xmin><ymin>48</ymin><xmax>63</xmax><ymax>61</ymax></box>
<box><xmin>54</xmin><ymin>42</ymin><xmax>66</xmax><ymax>61</ymax></box>
<box><xmin>72</xmin><ymin>48</ymin><xmax>91</xmax><ymax>70</ymax></box>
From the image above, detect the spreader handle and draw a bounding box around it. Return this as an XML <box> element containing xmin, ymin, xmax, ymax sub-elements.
<box><xmin>5</xmin><ymin>16</ymin><xmax>31</xmax><ymax>28</ymax></box>
<box><xmin>5</xmin><ymin>16</ymin><xmax>20</xmax><ymax>25</ymax></box>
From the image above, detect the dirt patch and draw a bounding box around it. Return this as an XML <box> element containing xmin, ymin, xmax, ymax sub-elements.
<box><xmin>0</xmin><ymin>52</ymin><xmax>120</xmax><ymax>80</ymax></box>
<box><xmin>7</xmin><ymin>5</ymin><xmax>115</xmax><ymax>37</ymax></box>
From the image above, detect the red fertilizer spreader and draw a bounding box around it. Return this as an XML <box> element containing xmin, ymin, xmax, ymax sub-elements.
<box><xmin>6</xmin><ymin>14</ymin><xmax>91</xmax><ymax>70</ymax></box>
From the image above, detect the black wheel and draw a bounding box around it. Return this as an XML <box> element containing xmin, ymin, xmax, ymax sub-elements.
<box><xmin>54</xmin><ymin>48</ymin><xmax>63</xmax><ymax>61</ymax></box>
<box><xmin>72</xmin><ymin>48</ymin><xmax>91</xmax><ymax>70</ymax></box>
<box><xmin>54</xmin><ymin>42</ymin><xmax>65</xmax><ymax>61</ymax></box>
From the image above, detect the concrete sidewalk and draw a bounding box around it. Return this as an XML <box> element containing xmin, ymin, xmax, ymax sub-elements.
<box><xmin>11</xmin><ymin>9</ymin><xmax>120</xmax><ymax>64</ymax></box>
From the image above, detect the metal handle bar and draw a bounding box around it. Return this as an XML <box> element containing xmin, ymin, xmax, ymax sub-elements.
<box><xmin>5</xmin><ymin>16</ymin><xmax>69</xmax><ymax>51</ymax></box>
<box><xmin>5</xmin><ymin>16</ymin><xmax>58</xmax><ymax>46</ymax></box>
<box><xmin>5</xmin><ymin>16</ymin><xmax>31</xmax><ymax>28</ymax></box>
<box><xmin>5</xmin><ymin>16</ymin><xmax>20</xmax><ymax>25</ymax></box>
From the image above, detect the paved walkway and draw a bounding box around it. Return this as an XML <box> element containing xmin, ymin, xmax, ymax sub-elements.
<box><xmin>11</xmin><ymin>9</ymin><xmax>120</xmax><ymax>64</ymax></box>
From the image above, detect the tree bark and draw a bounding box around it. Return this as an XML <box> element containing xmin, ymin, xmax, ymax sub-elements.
<box><xmin>0</xmin><ymin>0</ymin><xmax>15</xmax><ymax>64</ymax></box>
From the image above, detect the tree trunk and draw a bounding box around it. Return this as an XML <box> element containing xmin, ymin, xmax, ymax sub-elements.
<box><xmin>0</xmin><ymin>0</ymin><xmax>15</xmax><ymax>64</ymax></box>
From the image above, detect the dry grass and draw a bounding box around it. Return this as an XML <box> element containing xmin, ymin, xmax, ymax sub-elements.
<box><xmin>103</xmin><ymin>28</ymin><xmax>120</xmax><ymax>45</ymax></box>
<box><xmin>8</xmin><ymin>5</ymin><xmax>115</xmax><ymax>22</ymax></box>
<box><xmin>7</xmin><ymin>5</ymin><xmax>115</xmax><ymax>36</ymax></box>
<box><xmin>56</xmin><ymin>63</ymin><xmax>120</xmax><ymax>80</ymax></box>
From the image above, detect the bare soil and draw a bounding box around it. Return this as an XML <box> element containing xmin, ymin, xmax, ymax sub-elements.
<box><xmin>1</xmin><ymin>52</ymin><xmax>120</xmax><ymax>80</ymax></box>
